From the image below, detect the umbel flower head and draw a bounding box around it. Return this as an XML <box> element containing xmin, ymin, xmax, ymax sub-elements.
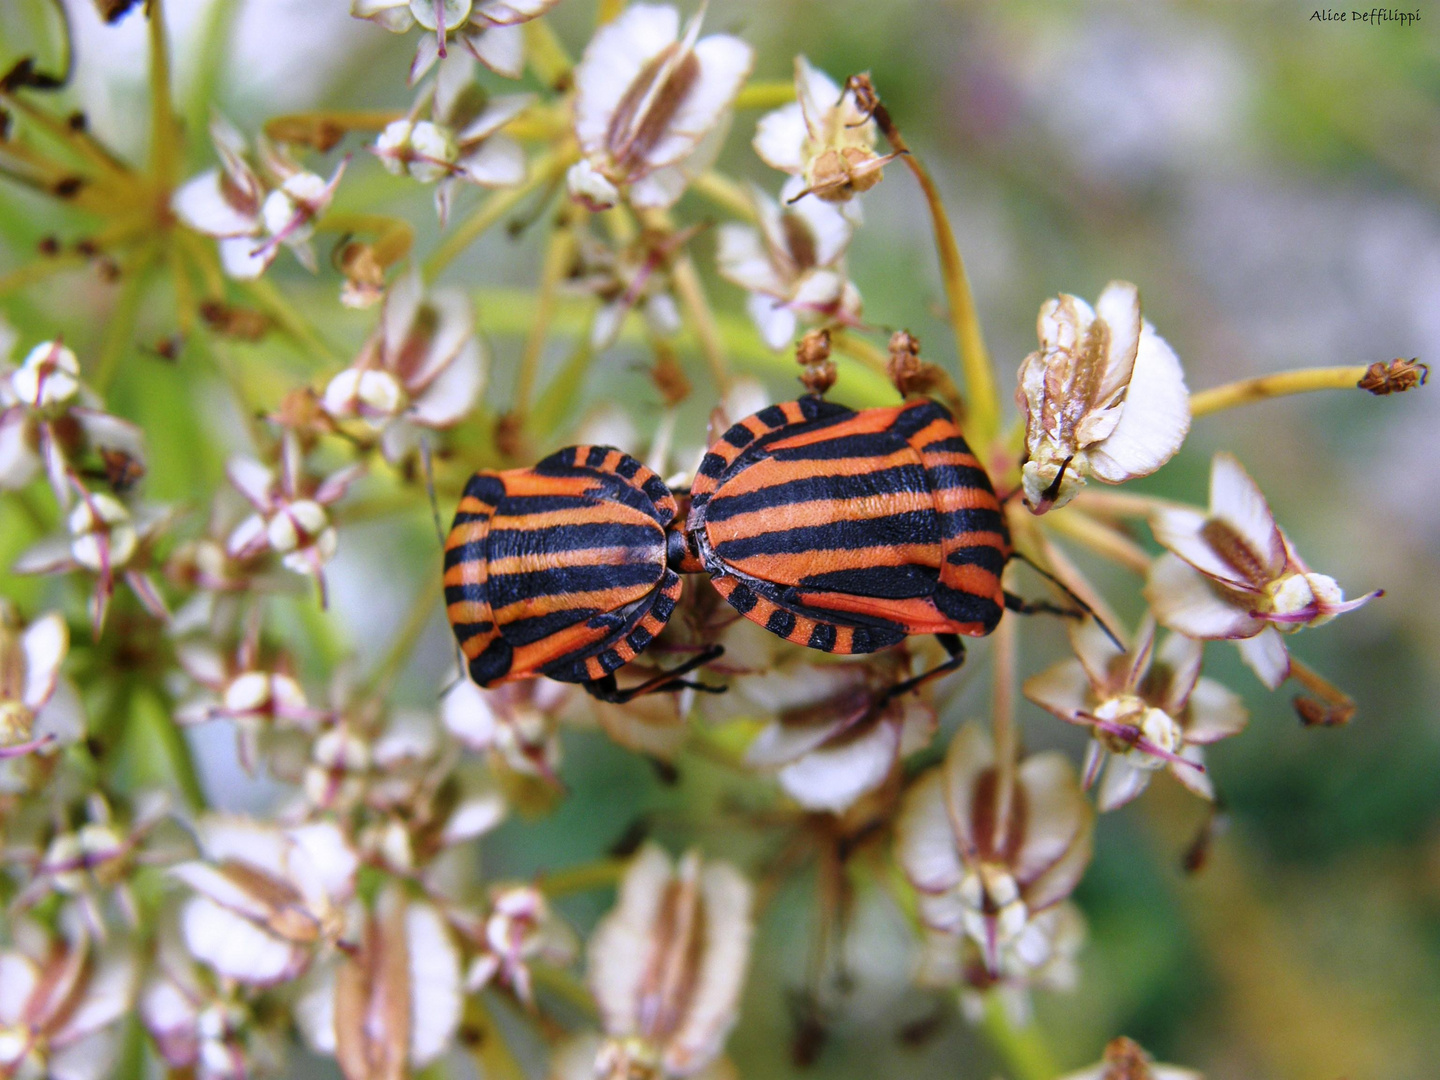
<box><xmin>895</xmin><ymin>724</ymin><xmax>1094</xmax><ymax>977</ymax></box>
<box><xmin>568</xmin><ymin>3</ymin><xmax>753</xmax><ymax>211</ymax></box>
<box><xmin>1016</xmin><ymin>281</ymin><xmax>1190</xmax><ymax>513</ymax></box>
<box><xmin>322</xmin><ymin>268</ymin><xmax>487</xmax><ymax>462</ymax></box>
<box><xmin>352</xmin><ymin>0</ymin><xmax>564</xmax><ymax>82</ymax></box>
<box><xmin>374</xmin><ymin>54</ymin><xmax>531</xmax><ymax>224</ymax></box>
<box><xmin>716</xmin><ymin>178</ymin><xmax>861</xmax><ymax>351</ymax></box>
<box><xmin>1145</xmin><ymin>452</ymin><xmax>1380</xmax><ymax>688</ymax></box>
<box><xmin>753</xmin><ymin>55</ymin><xmax>895</xmax><ymax>205</ymax></box>
<box><xmin>1024</xmin><ymin>618</ymin><xmax>1248</xmax><ymax>811</ymax></box>
<box><xmin>581</xmin><ymin>844</ymin><xmax>754</xmax><ymax>1080</ymax></box>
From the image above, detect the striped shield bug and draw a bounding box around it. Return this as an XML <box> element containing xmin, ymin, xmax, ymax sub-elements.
<box><xmin>683</xmin><ymin>395</ymin><xmax>1047</xmax><ymax>696</ymax></box>
<box><xmin>444</xmin><ymin>445</ymin><xmax>722</xmax><ymax>703</ymax></box>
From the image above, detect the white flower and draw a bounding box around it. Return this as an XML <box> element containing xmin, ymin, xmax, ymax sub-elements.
<box><xmin>171</xmin><ymin>817</ymin><xmax>360</xmax><ymax>986</ymax></box>
<box><xmin>586</xmin><ymin>845</ymin><xmax>754</xmax><ymax>1079</ymax></box>
<box><xmin>569</xmin><ymin>227</ymin><xmax>687</xmax><ymax>350</ymax></box>
<box><xmin>895</xmin><ymin>724</ymin><xmax>1094</xmax><ymax>977</ymax></box>
<box><xmin>1059</xmin><ymin>1036</ymin><xmax>1203</xmax><ymax>1080</ymax></box>
<box><xmin>225</xmin><ymin>434</ymin><xmax>362</xmax><ymax>597</ymax></box>
<box><xmin>1024</xmin><ymin>618</ymin><xmax>1247</xmax><ymax>811</ymax></box>
<box><xmin>0</xmin><ymin>924</ymin><xmax>138</xmax><ymax>1080</ymax></box>
<box><xmin>374</xmin><ymin>54</ymin><xmax>531</xmax><ymax>223</ymax></box>
<box><xmin>172</xmin><ymin>116</ymin><xmax>346</xmax><ymax>280</ymax></box>
<box><xmin>717</xmin><ymin>178</ymin><xmax>860</xmax><ymax>350</ymax></box>
<box><xmin>441</xmin><ymin>675</ymin><xmax>569</xmax><ymax>780</ymax></box>
<box><xmin>321</xmin><ymin>268</ymin><xmax>487</xmax><ymax>462</ymax></box>
<box><xmin>735</xmin><ymin>649</ymin><xmax>935</xmax><ymax>815</ymax></box>
<box><xmin>569</xmin><ymin>4</ymin><xmax>753</xmax><ymax>210</ymax></box>
<box><xmin>1145</xmin><ymin>453</ymin><xmax>1380</xmax><ymax>688</ymax></box>
<box><xmin>0</xmin><ymin>608</ymin><xmax>80</xmax><ymax>763</ymax></box>
<box><xmin>465</xmin><ymin>884</ymin><xmax>578</xmax><ymax>1006</ymax></box>
<box><xmin>295</xmin><ymin>887</ymin><xmax>462</xmax><ymax>1080</ymax></box>
<box><xmin>1016</xmin><ymin>281</ymin><xmax>1190</xmax><ymax>513</ymax></box>
<box><xmin>352</xmin><ymin>0</ymin><xmax>563</xmax><ymax>83</ymax></box>
<box><xmin>753</xmin><ymin>55</ymin><xmax>894</xmax><ymax>205</ymax></box>
<box><xmin>0</xmin><ymin>340</ymin><xmax>145</xmax><ymax>507</ymax></box>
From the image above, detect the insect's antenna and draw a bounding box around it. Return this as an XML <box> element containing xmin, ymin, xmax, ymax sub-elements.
<box><xmin>1010</xmin><ymin>550</ymin><xmax>1125</xmax><ymax>651</ymax></box>
<box><xmin>419</xmin><ymin>434</ymin><xmax>446</xmax><ymax>552</ymax></box>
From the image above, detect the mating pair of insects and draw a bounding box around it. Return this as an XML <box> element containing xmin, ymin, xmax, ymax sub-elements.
<box><xmin>444</xmin><ymin>395</ymin><xmax>1073</xmax><ymax>706</ymax></box>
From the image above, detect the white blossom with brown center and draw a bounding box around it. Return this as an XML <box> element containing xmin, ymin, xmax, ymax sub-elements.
<box><xmin>322</xmin><ymin>269</ymin><xmax>487</xmax><ymax>463</ymax></box>
<box><xmin>1016</xmin><ymin>281</ymin><xmax>1190</xmax><ymax>513</ymax></box>
<box><xmin>0</xmin><ymin>922</ymin><xmax>138</xmax><ymax>1080</ymax></box>
<box><xmin>172</xmin><ymin>117</ymin><xmax>346</xmax><ymax>281</ymax></box>
<box><xmin>895</xmin><ymin>724</ymin><xmax>1094</xmax><ymax>978</ymax></box>
<box><xmin>171</xmin><ymin>817</ymin><xmax>360</xmax><ymax>987</ymax></box>
<box><xmin>374</xmin><ymin>54</ymin><xmax>532</xmax><ymax>224</ymax></box>
<box><xmin>1024</xmin><ymin>619</ymin><xmax>1247</xmax><ymax>811</ymax></box>
<box><xmin>1059</xmin><ymin>1036</ymin><xmax>1203</xmax><ymax>1080</ymax></box>
<box><xmin>1145</xmin><ymin>452</ymin><xmax>1380</xmax><ymax>688</ymax></box>
<box><xmin>568</xmin><ymin>4</ymin><xmax>753</xmax><ymax>211</ymax></box>
<box><xmin>753</xmin><ymin>56</ymin><xmax>895</xmax><ymax>206</ymax></box>
<box><xmin>352</xmin><ymin>0</ymin><xmax>564</xmax><ymax>83</ymax></box>
<box><xmin>584</xmin><ymin>844</ymin><xmax>754</xmax><ymax>1080</ymax></box>
<box><xmin>296</xmin><ymin>886</ymin><xmax>462</xmax><ymax>1080</ymax></box>
<box><xmin>717</xmin><ymin>178</ymin><xmax>861</xmax><ymax>351</ymax></box>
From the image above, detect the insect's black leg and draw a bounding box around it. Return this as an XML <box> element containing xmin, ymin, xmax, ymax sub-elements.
<box><xmin>582</xmin><ymin>644</ymin><xmax>727</xmax><ymax>705</ymax></box>
<box><xmin>1003</xmin><ymin>591</ymin><xmax>1083</xmax><ymax>620</ymax></box>
<box><xmin>881</xmin><ymin>633</ymin><xmax>966</xmax><ymax>703</ymax></box>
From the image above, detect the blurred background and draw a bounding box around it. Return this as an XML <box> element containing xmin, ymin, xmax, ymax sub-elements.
<box><xmin>2</xmin><ymin>1</ymin><xmax>1438</xmax><ymax>1078</ymax></box>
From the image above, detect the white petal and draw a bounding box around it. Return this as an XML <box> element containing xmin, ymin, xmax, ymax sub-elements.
<box><xmin>440</xmin><ymin>791</ymin><xmax>507</xmax><ymax>845</ymax></box>
<box><xmin>775</xmin><ymin>720</ymin><xmax>898</xmax><ymax>813</ymax></box>
<box><xmin>786</xmin><ymin>181</ymin><xmax>853</xmax><ymax>267</ymax></box>
<box><xmin>627</xmin><ymin>163</ymin><xmax>691</xmax><ymax>209</ymax></box>
<box><xmin>406</xmin><ymin>902</ymin><xmax>463</xmax><ymax>1067</ymax></box>
<box><xmin>743</xmin><ymin>715</ymin><xmax>845</xmax><ymax>768</ymax></box>
<box><xmin>382</xmin><ymin>266</ymin><xmax>426</xmax><ymax>361</ymax></box>
<box><xmin>170</xmin><ymin>862</ymin><xmax>276</xmax><ymax>923</ymax></box>
<box><xmin>434</xmin><ymin>52</ymin><xmax>479</xmax><ymax>122</ymax></box>
<box><xmin>476</xmin><ymin>0</ymin><xmax>563</xmax><ymax>24</ymax></box>
<box><xmin>181</xmin><ymin>896</ymin><xmax>300</xmax><ymax>985</ymax></box>
<box><xmin>893</xmin><ymin>768</ymin><xmax>964</xmax><ymax>894</ymax></box>
<box><xmin>1209</xmin><ymin>453</ymin><xmax>1286</xmax><ymax>578</ymax></box>
<box><xmin>663</xmin><ymin>860</ymin><xmax>753</xmax><ymax>1076</ymax></box>
<box><xmin>198</xmin><ymin>816</ymin><xmax>289</xmax><ymax>875</ymax></box>
<box><xmin>1145</xmin><ymin>554</ymin><xmax>1265</xmax><ymax>640</ymax></box>
<box><xmin>0</xmin><ymin>953</ymin><xmax>39</xmax><ymax>1023</ymax></box>
<box><xmin>441</xmin><ymin>679</ymin><xmax>499</xmax><ymax>748</ymax></box>
<box><xmin>12</xmin><ymin>535</ymin><xmax>74</xmax><ymax>575</ymax></box>
<box><xmin>1149</xmin><ymin>505</ymin><xmax>1249</xmax><ymax>589</ymax></box>
<box><xmin>21</xmin><ymin>612</ymin><xmax>67</xmax><ymax>711</ymax></box>
<box><xmin>942</xmin><ymin>723</ymin><xmax>996</xmax><ymax>859</ymax></box>
<box><xmin>1096</xmin><ymin>757</ymin><xmax>1150</xmax><ymax>812</ymax></box>
<box><xmin>53</xmin><ymin>951</ymin><xmax>137</xmax><ymax>1044</ymax></box>
<box><xmin>1153</xmin><ymin>629</ymin><xmax>1203</xmax><ymax>715</ymax></box>
<box><xmin>1236</xmin><ymin>626</ymin><xmax>1290</xmax><ymax>689</ymax></box>
<box><xmin>294</xmin><ymin>963</ymin><xmax>337</xmax><ymax>1054</ymax></box>
<box><xmin>464</xmin><ymin>23</ymin><xmax>524</xmax><ymax>78</ymax></box>
<box><xmin>34</xmin><ymin>678</ymin><xmax>84</xmax><ymax>744</ymax></box>
<box><xmin>1170</xmin><ymin>744</ymin><xmax>1214</xmax><ymax>799</ymax></box>
<box><xmin>1086</xmin><ymin>324</ymin><xmax>1190</xmax><ymax>484</ymax></box>
<box><xmin>1021</xmin><ymin>659</ymin><xmax>1091</xmax><ymax>722</ymax></box>
<box><xmin>637</xmin><ymin>34</ymin><xmax>753</xmax><ymax>170</ymax></box>
<box><xmin>287</xmin><ymin>821</ymin><xmax>359</xmax><ymax>902</ymax></box>
<box><xmin>573</xmin><ymin>4</ymin><xmax>681</xmax><ymax>156</ymax></box>
<box><xmin>716</xmin><ymin>224</ymin><xmax>783</xmax><ymax>295</ymax></box>
<box><xmin>48</xmin><ymin>1029</ymin><xmax>120</xmax><ymax>1080</ymax></box>
<box><xmin>1013</xmin><ymin>752</ymin><xmax>1088</xmax><ymax>883</ymax></box>
<box><xmin>455</xmin><ymin>93</ymin><xmax>533</xmax><ymax>143</ymax></box>
<box><xmin>218</xmin><ymin>236</ymin><xmax>272</xmax><ymax>280</ymax></box>
<box><xmin>411</xmin><ymin>338</ymin><xmax>485</xmax><ymax>427</ymax></box>
<box><xmin>587</xmin><ymin>844</ymin><xmax>673</xmax><ymax>1036</ymax></box>
<box><xmin>752</xmin><ymin>102</ymin><xmax>805</xmax><ymax>173</ymax></box>
<box><xmin>1091</xmin><ymin>281</ymin><xmax>1141</xmax><ymax>403</ymax></box>
<box><xmin>409</xmin><ymin>32</ymin><xmax>442</xmax><ymax>84</ymax></box>
<box><xmin>1184</xmin><ymin>676</ymin><xmax>1249</xmax><ymax>743</ymax></box>
<box><xmin>173</xmin><ymin>171</ymin><xmax>258</xmax><ymax>238</ymax></box>
<box><xmin>794</xmin><ymin>55</ymin><xmax>845</xmax><ymax>139</ymax></box>
<box><xmin>458</xmin><ymin>133</ymin><xmax>528</xmax><ymax>187</ymax></box>
<box><xmin>0</xmin><ymin>413</ymin><xmax>41</xmax><ymax>490</ymax></box>
<box><xmin>746</xmin><ymin>292</ymin><xmax>796</xmax><ymax>350</ymax></box>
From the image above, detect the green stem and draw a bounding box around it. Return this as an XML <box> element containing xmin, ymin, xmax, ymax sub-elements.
<box><xmin>538</xmin><ymin>857</ymin><xmax>625</xmax><ymax>897</ymax></box>
<box><xmin>978</xmin><ymin>992</ymin><xmax>1060</xmax><ymax>1080</ymax></box>
<box><xmin>92</xmin><ymin>245</ymin><xmax>155</xmax><ymax>392</ymax></box>
<box><xmin>147</xmin><ymin>0</ymin><xmax>180</xmax><ymax>190</ymax></box>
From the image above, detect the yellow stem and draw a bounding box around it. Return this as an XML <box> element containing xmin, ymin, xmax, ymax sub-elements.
<box><xmin>1189</xmin><ymin>365</ymin><xmax>1373</xmax><ymax>416</ymax></box>
<box><xmin>538</xmin><ymin>857</ymin><xmax>625</xmax><ymax>897</ymax></box>
<box><xmin>514</xmin><ymin>218</ymin><xmax>577</xmax><ymax>419</ymax></box>
<box><xmin>734</xmin><ymin>79</ymin><xmax>797</xmax><ymax>111</ymax></box>
<box><xmin>1034</xmin><ymin>527</ymin><xmax>1126</xmax><ymax>637</ymax></box>
<box><xmin>146</xmin><ymin>0</ymin><xmax>180</xmax><ymax>190</ymax></box>
<box><xmin>424</xmin><ymin>147</ymin><xmax>571</xmax><ymax>281</ymax></box>
<box><xmin>671</xmin><ymin>253</ymin><xmax>732</xmax><ymax>394</ymax></box>
<box><xmin>1041</xmin><ymin>507</ymin><xmax>1152</xmax><ymax>576</ymax></box>
<box><xmin>263</xmin><ymin>110</ymin><xmax>402</xmax><ymax>148</ymax></box>
<box><xmin>990</xmin><ymin>613</ymin><xmax>1017</xmax><ymax>854</ymax></box>
<box><xmin>1070</xmin><ymin>488</ymin><xmax>1182</xmax><ymax>520</ymax></box>
<box><xmin>596</xmin><ymin>0</ymin><xmax>626</xmax><ymax>23</ymax></box>
<box><xmin>524</xmin><ymin>18</ymin><xmax>573</xmax><ymax>88</ymax></box>
<box><xmin>166</xmin><ymin>239</ymin><xmax>197</xmax><ymax>336</ymax></box>
<box><xmin>831</xmin><ymin>331</ymin><xmax>891</xmax><ymax>378</ymax></box>
<box><xmin>464</xmin><ymin>996</ymin><xmax>529</xmax><ymax>1080</ymax></box>
<box><xmin>978</xmin><ymin>993</ymin><xmax>1060</xmax><ymax>1080</ymax></box>
<box><xmin>690</xmin><ymin>170</ymin><xmax>757</xmax><ymax>222</ymax></box>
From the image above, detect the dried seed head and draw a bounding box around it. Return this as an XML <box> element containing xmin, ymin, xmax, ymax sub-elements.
<box><xmin>796</xmin><ymin>328</ymin><xmax>832</xmax><ymax>368</ymax></box>
<box><xmin>1357</xmin><ymin>357</ymin><xmax>1427</xmax><ymax>395</ymax></box>
<box><xmin>886</xmin><ymin>329</ymin><xmax>945</xmax><ymax>398</ymax></box>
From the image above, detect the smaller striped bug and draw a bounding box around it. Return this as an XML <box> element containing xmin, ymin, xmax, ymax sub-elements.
<box><xmin>444</xmin><ymin>445</ymin><xmax>721</xmax><ymax>703</ymax></box>
<box><xmin>681</xmin><ymin>395</ymin><xmax>1087</xmax><ymax>698</ymax></box>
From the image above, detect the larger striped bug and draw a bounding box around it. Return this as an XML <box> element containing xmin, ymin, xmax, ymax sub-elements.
<box><xmin>681</xmin><ymin>395</ymin><xmax>1074</xmax><ymax>697</ymax></box>
<box><xmin>444</xmin><ymin>445</ymin><xmax>721</xmax><ymax>703</ymax></box>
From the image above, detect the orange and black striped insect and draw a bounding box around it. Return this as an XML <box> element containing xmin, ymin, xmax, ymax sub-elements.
<box><xmin>444</xmin><ymin>445</ymin><xmax>721</xmax><ymax>703</ymax></box>
<box><xmin>681</xmin><ymin>395</ymin><xmax>1072</xmax><ymax>697</ymax></box>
